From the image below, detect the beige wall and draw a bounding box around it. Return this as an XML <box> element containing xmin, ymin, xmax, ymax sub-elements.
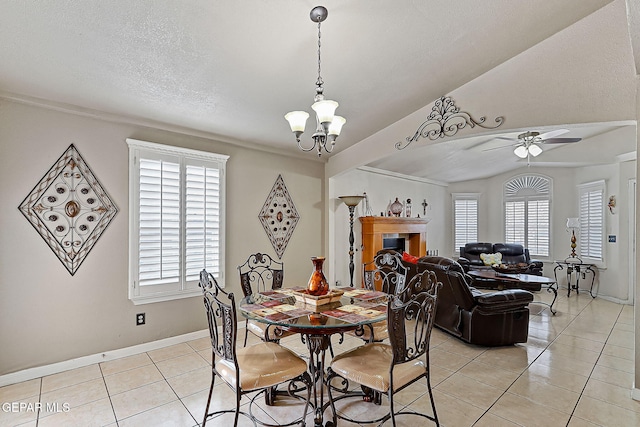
<box><xmin>0</xmin><ymin>99</ymin><xmax>324</xmax><ymax>376</ymax></box>
<box><xmin>328</xmin><ymin>168</ymin><xmax>449</xmax><ymax>287</ymax></box>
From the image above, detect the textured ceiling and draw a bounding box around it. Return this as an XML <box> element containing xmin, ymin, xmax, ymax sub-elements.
<box><xmin>0</xmin><ymin>0</ymin><xmax>637</xmax><ymax>181</ymax></box>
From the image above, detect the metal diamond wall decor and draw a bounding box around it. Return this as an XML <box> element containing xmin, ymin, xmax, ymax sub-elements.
<box><xmin>18</xmin><ymin>144</ymin><xmax>118</xmax><ymax>275</ymax></box>
<box><xmin>258</xmin><ymin>174</ymin><xmax>299</xmax><ymax>259</ymax></box>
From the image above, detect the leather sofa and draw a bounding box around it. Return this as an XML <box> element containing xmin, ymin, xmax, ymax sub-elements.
<box><xmin>418</xmin><ymin>256</ymin><xmax>534</xmax><ymax>346</ymax></box>
<box><xmin>457</xmin><ymin>242</ymin><xmax>543</xmax><ymax>275</ymax></box>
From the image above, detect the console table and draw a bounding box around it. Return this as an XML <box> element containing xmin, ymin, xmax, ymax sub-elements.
<box><xmin>553</xmin><ymin>258</ymin><xmax>597</xmax><ymax>298</ymax></box>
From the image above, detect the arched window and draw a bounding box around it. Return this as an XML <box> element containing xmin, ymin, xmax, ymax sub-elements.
<box><xmin>504</xmin><ymin>175</ymin><xmax>551</xmax><ymax>257</ymax></box>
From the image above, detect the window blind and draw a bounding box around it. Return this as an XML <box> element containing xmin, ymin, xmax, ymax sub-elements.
<box><xmin>139</xmin><ymin>158</ymin><xmax>181</xmax><ymax>286</ymax></box>
<box><xmin>504</xmin><ymin>175</ymin><xmax>551</xmax><ymax>257</ymax></box>
<box><xmin>185</xmin><ymin>164</ymin><xmax>221</xmax><ymax>281</ymax></box>
<box><xmin>454</xmin><ymin>197</ymin><xmax>478</xmax><ymax>250</ymax></box>
<box><xmin>579</xmin><ymin>184</ymin><xmax>604</xmax><ymax>260</ymax></box>
<box><xmin>505</xmin><ymin>200</ymin><xmax>525</xmax><ymax>244</ymax></box>
<box><xmin>128</xmin><ymin>138</ymin><xmax>228</xmax><ymax>304</ymax></box>
<box><xmin>526</xmin><ymin>200</ymin><xmax>550</xmax><ymax>256</ymax></box>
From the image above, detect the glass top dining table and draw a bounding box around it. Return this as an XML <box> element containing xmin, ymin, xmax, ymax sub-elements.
<box><xmin>238</xmin><ymin>287</ymin><xmax>388</xmax><ymax>427</ymax></box>
<box><xmin>238</xmin><ymin>287</ymin><xmax>388</xmax><ymax>333</ymax></box>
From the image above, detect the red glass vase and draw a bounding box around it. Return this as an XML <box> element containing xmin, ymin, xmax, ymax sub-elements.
<box><xmin>307</xmin><ymin>256</ymin><xmax>329</xmax><ymax>296</ymax></box>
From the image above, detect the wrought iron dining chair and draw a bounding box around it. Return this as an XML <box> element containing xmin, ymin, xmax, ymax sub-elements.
<box><xmin>326</xmin><ymin>269</ymin><xmax>441</xmax><ymax>427</ymax></box>
<box><xmin>350</xmin><ymin>250</ymin><xmax>408</xmax><ymax>343</ymax></box>
<box><xmin>199</xmin><ymin>269</ymin><xmax>312</xmax><ymax>427</ymax></box>
<box><xmin>238</xmin><ymin>252</ymin><xmax>295</xmax><ymax>346</ymax></box>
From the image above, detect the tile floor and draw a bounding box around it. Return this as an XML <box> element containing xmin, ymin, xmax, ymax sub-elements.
<box><xmin>1</xmin><ymin>290</ymin><xmax>638</xmax><ymax>426</ymax></box>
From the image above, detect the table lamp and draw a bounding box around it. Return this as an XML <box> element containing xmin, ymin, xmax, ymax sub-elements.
<box><xmin>566</xmin><ymin>217</ymin><xmax>580</xmax><ymax>258</ymax></box>
<box><xmin>339</xmin><ymin>196</ymin><xmax>365</xmax><ymax>287</ymax></box>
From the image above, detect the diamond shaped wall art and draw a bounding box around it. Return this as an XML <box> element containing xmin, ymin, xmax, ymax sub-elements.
<box><xmin>18</xmin><ymin>144</ymin><xmax>118</xmax><ymax>275</ymax></box>
<box><xmin>258</xmin><ymin>174</ymin><xmax>299</xmax><ymax>259</ymax></box>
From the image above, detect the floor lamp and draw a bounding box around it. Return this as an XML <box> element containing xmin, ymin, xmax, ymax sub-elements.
<box><xmin>339</xmin><ymin>196</ymin><xmax>364</xmax><ymax>287</ymax></box>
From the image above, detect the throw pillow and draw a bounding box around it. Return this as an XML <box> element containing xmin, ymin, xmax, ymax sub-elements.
<box><xmin>402</xmin><ymin>251</ymin><xmax>419</xmax><ymax>264</ymax></box>
<box><xmin>480</xmin><ymin>252</ymin><xmax>502</xmax><ymax>266</ymax></box>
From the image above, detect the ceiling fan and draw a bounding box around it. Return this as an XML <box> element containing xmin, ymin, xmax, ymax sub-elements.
<box><xmin>484</xmin><ymin>129</ymin><xmax>582</xmax><ymax>160</ymax></box>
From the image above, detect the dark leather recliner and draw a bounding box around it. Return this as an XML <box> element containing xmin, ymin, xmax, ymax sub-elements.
<box><xmin>418</xmin><ymin>256</ymin><xmax>534</xmax><ymax>346</ymax></box>
<box><xmin>458</xmin><ymin>242</ymin><xmax>543</xmax><ymax>275</ymax></box>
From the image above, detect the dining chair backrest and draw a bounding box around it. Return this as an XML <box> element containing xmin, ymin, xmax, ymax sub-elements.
<box><xmin>238</xmin><ymin>253</ymin><xmax>284</xmax><ymax>297</ymax></box>
<box><xmin>387</xmin><ymin>269</ymin><xmax>441</xmax><ymax>365</ymax></box>
<box><xmin>199</xmin><ymin>270</ymin><xmax>239</xmax><ymax>371</ymax></box>
<box><xmin>363</xmin><ymin>250</ymin><xmax>408</xmax><ymax>295</ymax></box>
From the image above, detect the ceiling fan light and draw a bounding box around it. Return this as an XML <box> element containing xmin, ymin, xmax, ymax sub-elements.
<box><xmin>528</xmin><ymin>144</ymin><xmax>542</xmax><ymax>157</ymax></box>
<box><xmin>285</xmin><ymin>111</ymin><xmax>309</xmax><ymax>133</ymax></box>
<box><xmin>328</xmin><ymin>115</ymin><xmax>346</xmax><ymax>136</ymax></box>
<box><xmin>514</xmin><ymin>146</ymin><xmax>528</xmax><ymax>158</ymax></box>
<box><xmin>312</xmin><ymin>99</ymin><xmax>338</xmax><ymax>124</ymax></box>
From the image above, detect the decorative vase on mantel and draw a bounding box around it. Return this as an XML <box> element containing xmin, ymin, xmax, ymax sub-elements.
<box><xmin>307</xmin><ymin>256</ymin><xmax>329</xmax><ymax>296</ymax></box>
<box><xmin>390</xmin><ymin>197</ymin><xmax>403</xmax><ymax>217</ymax></box>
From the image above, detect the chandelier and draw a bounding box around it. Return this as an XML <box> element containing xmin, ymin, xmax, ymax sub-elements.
<box><xmin>285</xmin><ymin>6</ymin><xmax>346</xmax><ymax>157</ymax></box>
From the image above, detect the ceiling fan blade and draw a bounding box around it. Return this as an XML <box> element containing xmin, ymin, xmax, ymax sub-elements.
<box><xmin>482</xmin><ymin>142</ymin><xmax>518</xmax><ymax>152</ymax></box>
<box><xmin>537</xmin><ymin>129</ymin><xmax>569</xmax><ymax>139</ymax></box>
<box><xmin>541</xmin><ymin>137</ymin><xmax>582</xmax><ymax>144</ymax></box>
<box><xmin>494</xmin><ymin>136</ymin><xmax>516</xmax><ymax>141</ymax></box>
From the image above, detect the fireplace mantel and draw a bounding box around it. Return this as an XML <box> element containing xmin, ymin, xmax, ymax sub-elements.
<box><xmin>359</xmin><ymin>216</ymin><xmax>430</xmax><ymax>272</ymax></box>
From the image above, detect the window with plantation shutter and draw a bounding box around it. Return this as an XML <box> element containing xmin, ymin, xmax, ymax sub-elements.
<box><xmin>504</xmin><ymin>175</ymin><xmax>551</xmax><ymax>257</ymax></box>
<box><xmin>128</xmin><ymin>139</ymin><xmax>228</xmax><ymax>305</ymax></box>
<box><xmin>453</xmin><ymin>194</ymin><xmax>479</xmax><ymax>252</ymax></box>
<box><xmin>578</xmin><ymin>181</ymin><xmax>604</xmax><ymax>261</ymax></box>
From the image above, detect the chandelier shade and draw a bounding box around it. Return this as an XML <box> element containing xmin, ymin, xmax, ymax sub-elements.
<box><xmin>285</xmin><ymin>6</ymin><xmax>346</xmax><ymax>157</ymax></box>
<box><xmin>284</xmin><ymin>111</ymin><xmax>309</xmax><ymax>135</ymax></box>
<box><xmin>513</xmin><ymin>145</ymin><xmax>528</xmax><ymax>158</ymax></box>
<box><xmin>528</xmin><ymin>143</ymin><xmax>542</xmax><ymax>157</ymax></box>
<box><xmin>514</xmin><ymin>142</ymin><xmax>543</xmax><ymax>159</ymax></box>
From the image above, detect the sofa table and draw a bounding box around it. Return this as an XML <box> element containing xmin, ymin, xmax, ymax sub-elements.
<box><xmin>468</xmin><ymin>270</ymin><xmax>558</xmax><ymax>315</ymax></box>
<box><xmin>553</xmin><ymin>259</ymin><xmax>597</xmax><ymax>298</ymax></box>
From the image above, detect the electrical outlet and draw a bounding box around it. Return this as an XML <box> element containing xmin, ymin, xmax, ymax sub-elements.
<box><xmin>136</xmin><ymin>313</ymin><xmax>145</xmax><ymax>326</ymax></box>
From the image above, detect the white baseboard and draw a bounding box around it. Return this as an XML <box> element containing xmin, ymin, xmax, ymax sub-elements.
<box><xmin>0</xmin><ymin>329</ymin><xmax>209</xmax><ymax>387</ymax></box>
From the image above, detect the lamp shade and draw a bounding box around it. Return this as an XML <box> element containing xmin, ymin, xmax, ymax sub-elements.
<box><xmin>311</xmin><ymin>100</ymin><xmax>339</xmax><ymax>124</ymax></box>
<box><xmin>339</xmin><ymin>195</ymin><xmax>364</xmax><ymax>207</ymax></box>
<box><xmin>528</xmin><ymin>144</ymin><xmax>542</xmax><ymax>157</ymax></box>
<box><xmin>285</xmin><ymin>111</ymin><xmax>310</xmax><ymax>133</ymax></box>
<box><xmin>328</xmin><ymin>115</ymin><xmax>346</xmax><ymax>136</ymax></box>
<box><xmin>514</xmin><ymin>146</ymin><xmax>528</xmax><ymax>158</ymax></box>
<box><xmin>567</xmin><ymin>217</ymin><xmax>580</xmax><ymax>229</ymax></box>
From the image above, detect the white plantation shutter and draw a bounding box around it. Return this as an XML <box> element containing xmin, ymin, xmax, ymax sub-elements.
<box><xmin>526</xmin><ymin>199</ymin><xmax>550</xmax><ymax>256</ymax></box>
<box><xmin>128</xmin><ymin>139</ymin><xmax>228</xmax><ymax>304</ymax></box>
<box><xmin>185</xmin><ymin>165</ymin><xmax>221</xmax><ymax>281</ymax></box>
<box><xmin>453</xmin><ymin>195</ymin><xmax>478</xmax><ymax>251</ymax></box>
<box><xmin>578</xmin><ymin>181</ymin><xmax>604</xmax><ymax>261</ymax></box>
<box><xmin>505</xmin><ymin>200</ymin><xmax>525</xmax><ymax>244</ymax></box>
<box><xmin>504</xmin><ymin>175</ymin><xmax>551</xmax><ymax>257</ymax></box>
<box><xmin>139</xmin><ymin>158</ymin><xmax>181</xmax><ymax>285</ymax></box>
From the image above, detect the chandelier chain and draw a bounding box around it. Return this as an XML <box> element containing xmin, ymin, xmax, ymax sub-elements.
<box><xmin>316</xmin><ymin>21</ymin><xmax>323</xmax><ymax>89</ymax></box>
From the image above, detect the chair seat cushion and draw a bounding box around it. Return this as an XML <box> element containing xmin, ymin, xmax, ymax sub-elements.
<box><xmin>330</xmin><ymin>343</ymin><xmax>425</xmax><ymax>392</ymax></box>
<box><xmin>216</xmin><ymin>342</ymin><xmax>307</xmax><ymax>391</ymax></box>
<box><xmin>346</xmin><ymin>321</ymin><xmax>388</xmax><ymax>342</ymax></box>
<box><xmin>247</xmin><ymin>319</ymin><xmax>295</xmax><ymax>341</ymax></box>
